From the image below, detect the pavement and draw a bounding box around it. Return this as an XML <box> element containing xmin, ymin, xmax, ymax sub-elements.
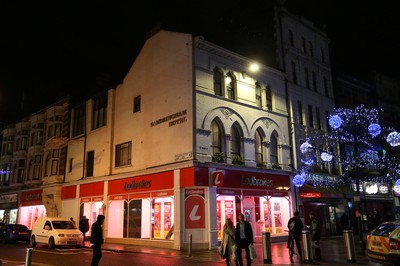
<box><xmin>82</xmin><ymin>236</ymin><xmax>381</xmax><ymax>265</ymax></box>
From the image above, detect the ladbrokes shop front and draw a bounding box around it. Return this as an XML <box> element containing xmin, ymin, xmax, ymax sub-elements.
<box><xmin>59</xmin><ymin>164</ymin><xmax>291</xmax><ymax>250</ymax></box>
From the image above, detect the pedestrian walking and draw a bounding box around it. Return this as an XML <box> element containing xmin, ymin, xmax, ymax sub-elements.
<box><xmin>235</xmin><ymin>213</ymin><xmax>254</xmax><ymax>266</ymax></box>
<box><xmin>287</xmin><ymin>211</ymin><xmax>303</xmax><ymax>259</ymax></box>
<box><xmin>309</xmin><ymin>212</ymin><xmax>321</xmax><ymax>260</ymax></box>
<box><xmin>221</xmin><ymin>218</ymin><xmax>236</xmax><ymax>265</ymax></box>
<box><xmin>79</xmin><ymin>216</ymin><xmax>90</xmax><ymax>245</ymax></box>
<box><xmin>90</xmin><ymin>214</ymin><xmax>105</xmax><ymax>266</ymax></box>
<box><xmin>340</xmin><ymin>213</ymin><xmax>349</xmax><ymax>232</ymax></box>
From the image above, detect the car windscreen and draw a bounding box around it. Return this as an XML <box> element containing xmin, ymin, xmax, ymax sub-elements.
<box><xmin>51</xmin><ymin>221</ymin><xmax>76</xmax><ymax>229</ymax></box>
<box><xmin>371</xmin><ymin>223</ymin><xmax>399</xmax><ymax>237</ymax></box>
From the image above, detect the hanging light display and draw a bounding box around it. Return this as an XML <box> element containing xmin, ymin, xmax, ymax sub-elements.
<box><xmin>293</xmin><ymin>174</ymin><xmax>305</xmax><ymax>188</ymax></box>
<box><xmin>321</xmin><ymin>152</ymin><xmax>333</xmax><ymax>162</ymax></box>
<box><xmin>328</xmin><ymin>114</ymin><xmax>343</xmax><ymax>129</ymax></box>
<box><xmin>299</xmin><ymin>105</ymin><xmax>400</xmax><ymax>187</ymax></box>
<box><xmin>387</xmin><ymin>131</ymin><xmax>400</xmax><ymax>147</ymax></box>
<box><xmin>368</xmin><ymin>123</ymin><xmax>381</xmax><ymax>137</ymax></box>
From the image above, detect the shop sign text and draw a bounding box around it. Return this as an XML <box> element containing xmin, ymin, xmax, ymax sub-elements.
<box><xmin>241</xmin><ymin>176</ymin><xmax>272</xmax><ymax>187</ymax></box>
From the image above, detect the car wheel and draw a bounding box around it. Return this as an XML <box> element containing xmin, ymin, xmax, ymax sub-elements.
<box><xmin>30</xmin><ymin>235</ymin><xmax>37</xmax><ymax>247</ymax></box>
<box><xmin>48</xmin><ymin>237</ymin><xmax>55</xmax><ymax>249</ymax></box>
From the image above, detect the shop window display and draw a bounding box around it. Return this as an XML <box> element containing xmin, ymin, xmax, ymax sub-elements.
<box><xmin>107</xmin><ymin>196</ymin><xmax>174</xmax><ymax>240</ymax></box>
<box><xmin>217</xmin><ymin>195</ymin><xmax>290</xmax><ymax>239</ymax></box>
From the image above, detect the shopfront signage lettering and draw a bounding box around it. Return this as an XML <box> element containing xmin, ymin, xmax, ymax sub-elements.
<box><xmin>25</xmin><ymin>194</ymin><xmax>40</xmax><ymax>201</ymax></box>
<box><xmin>0</xmin><ymin>194</ymin><xmax>17</xmax><ymax>203</ymax></box>
<box><xmin>241</xmin><ymin>176</ymin><xmax>272</xmax><ymax>187</ymax></box>
<box><xmin>150</xmin><ymin>109</ymin><xmax>187</xmax><ymax>127</ymax></box>
<box><xmin>185</xmin><ymin>189</ymin><xmax>205</xmax><ymax>196</ymax></box>
<box><xmin>124</xmin><ymin>179</ymin><xmax>151</xmax><ymax>191</ymax></box>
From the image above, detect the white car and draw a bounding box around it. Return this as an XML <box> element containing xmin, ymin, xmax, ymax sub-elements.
<box><xmin>30</xmin><ymin>217</ymin><xmax>83</xmax><ymax>249</ymax></box>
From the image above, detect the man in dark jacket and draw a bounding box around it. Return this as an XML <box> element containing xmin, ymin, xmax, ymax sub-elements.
<box><xmin>90</xmin><ymin>215</ymin><xmax>105</xmax><ymax>266</ymax></box>
<box><xmin>235</xmin><ymin>213</ymin><xmax>254</xmax><ymax>266</ymax></box>
<box><xmin>287</xmin><ymin>211</ymin><xmax>303</xmax><ymax>258</ymax></box>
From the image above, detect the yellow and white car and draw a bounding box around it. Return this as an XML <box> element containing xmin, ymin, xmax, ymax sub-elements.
<box><xmin>367</xmin><ymin>221</ymin><xmax>400</xmax><ymax>266</ymax></box>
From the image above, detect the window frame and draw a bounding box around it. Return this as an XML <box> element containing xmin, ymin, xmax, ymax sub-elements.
<box><xmin>115</xmin><ymin>141</ymin><xmax>132</xmax><ymax>167</ymax></box>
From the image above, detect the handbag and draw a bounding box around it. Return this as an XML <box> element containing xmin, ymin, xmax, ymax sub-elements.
<box><xmin>249</xmin><ymin>243</ymin><xmax>257</xmax><ymax>260</ymax></box>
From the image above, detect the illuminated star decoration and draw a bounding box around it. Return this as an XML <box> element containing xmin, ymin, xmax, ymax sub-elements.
<box><xmin>293</xmin><ymin>174</ymin><xmax>305</xmax><ymax>188</ymax></box>
<box><xmin>387</xmin><ymin>131</ymin><xmax>400</xmax><ymax>147</ymax></box>
<box><xmin>328</xmin><ymin>115</ymin><xmax>343</xmax><ymax>129</ymax></box>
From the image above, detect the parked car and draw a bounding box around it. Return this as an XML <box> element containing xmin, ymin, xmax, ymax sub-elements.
<box><xmin>367</xmin><ymin>221</ymin><xmax>400</xmax><ymax>266</ymax></box>
<box><xmin>30</xmin><ymin>217</ymin><xmax>83</xmax><ymax>249</ymax></box>
<box><xmin>0</xmin><ymin>224</ymin><xmax>31</xmax><ymax>243</ymax></box>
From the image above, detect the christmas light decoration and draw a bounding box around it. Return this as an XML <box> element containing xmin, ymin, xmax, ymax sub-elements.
<box><xmin>321</xmin><ymin>152</ymin><xmax>333</xmax><ymax>162</ymax></box>
<box><xmin>293</xmin><ymin>174</ymin><xmax>305</xmax><ymax>187</ymax></box>
<box><xmin>300</xmin><ymin>141</ymin><xmax>312</xmax><ymax>154</ymax></box>
<box><xmin>329</xmin><ymin>114</ymin><xmax>343</xmax><ymax>129</ymax></box>
<box><xmin>368</xmin><ymin>123</ymin><xmax>381</xmax><ymax>137</ymax></box>
<box><xmin>299</xmin><ymin>105</ymin><xmax>400</xmax><ymax>187</ymax></box>
<box><xmin>387</xmin><ymin>131</ymin><xmax>400</xmax><ymax>147</ymax></box>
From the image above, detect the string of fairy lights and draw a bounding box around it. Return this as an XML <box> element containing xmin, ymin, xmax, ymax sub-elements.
<box><xmin>293</xmin><ymin>105</ymin><xmax>400</xmax><ymax>189</ymax></box>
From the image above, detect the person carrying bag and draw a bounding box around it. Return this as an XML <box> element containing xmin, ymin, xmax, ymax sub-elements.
<box><xmin>221</xmin><ymin>218</ymin><xmax>237</xmax><ymax>265</ymax></box>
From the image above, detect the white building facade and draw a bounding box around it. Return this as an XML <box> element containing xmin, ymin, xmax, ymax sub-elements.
<box><xmin>57</xmin><ymin>30</ymin><xmax>293</xmax><ymax>250</ymax></box>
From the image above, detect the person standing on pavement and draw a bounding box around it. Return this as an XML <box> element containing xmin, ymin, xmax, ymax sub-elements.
<box><xmin>309</xmin><ymin>212</ymin><xmax>321</xmax><ymax>260</ymax></box>
<box><xmin>90</xmin><ymin>214</ymin><xmax>105</xmax><ymax>266</ymax></box>
<box><xmin>222</xmin><ymin>218</ymin><xmax>236</xmax><ymax>266</ymax></box>
<box><xmin>235</xmin><ymin>213</ymin><xmax>254</xmax><ymax>266</ymax></box>
<box><xmin>287</xmin><ymin>211</ymin><xmax>303</xmax><ymax>258</ymax></box>
<box><xmin>79</xmin><ymin>216</ymin><xmax>90</xmax><ymax>245</ymax></box>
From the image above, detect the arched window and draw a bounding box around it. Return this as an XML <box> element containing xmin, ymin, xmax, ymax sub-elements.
<box><xmin>226</xmin><ymin>72</ymin><xmax>237</xmax><ymax>100</ymax></box>
<box><xmin>270</xmin><ymin>132</ymin><xmax>278</xmax><ymax>164</ymax></box>
<box><xmin>255</xmin><ymin>129</ymin><xmax>264</xmax><ymax>165</ymax></box>
<box><xmin>211</xmin><ymin>120</ymin><xmax>222</xmax><ymax>155</ymax></box>
<box><xmin>213</xmin><ymin>67</ymin><xmax>223</xmax><ymax>96</ymax></box>
<box><xmin>230</xmin><ymin>123</ymin><xmax>242</xmax><ymax>159</ymax></box>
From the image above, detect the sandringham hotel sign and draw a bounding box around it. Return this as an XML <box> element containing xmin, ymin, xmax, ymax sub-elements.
<box><xmin>150</xmin><ymin>109</ymin><xmax>187</xmax><ymax>127</ymax></box>
<box><xmin>241</xmin><ymin>176</ymin><xmax>273</xmax><ymax>187</ymax></box>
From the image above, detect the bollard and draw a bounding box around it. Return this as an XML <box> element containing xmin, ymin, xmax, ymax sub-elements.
<box><xmin>302</xmin><ymin>230</ymin><xmax>313</xmax><ymax>262</ymax></box>
<box><xmin>188</xmin><ymin>234</ymin><xmax>192</xmax><ymax>257</ymax></box>
<box><xmin>343</xmin><ymin>230</ymin><xmax>356</xmax><ymax>263</ymax></box>
<box><xmin>25</xmin><ymin>248</ymin><xmax>33</xmax><ymax>266</ymax></box>
<box><xmin>262</xmin><ymin>231</ymin><xmax>272</xmax><ymax>264</ymax></box>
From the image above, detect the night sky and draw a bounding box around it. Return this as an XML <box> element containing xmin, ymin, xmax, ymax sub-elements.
<box><xmin>0</xmin><ymin>1</ymin><xmax>399</xmax><ymax>124</ymax></box>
